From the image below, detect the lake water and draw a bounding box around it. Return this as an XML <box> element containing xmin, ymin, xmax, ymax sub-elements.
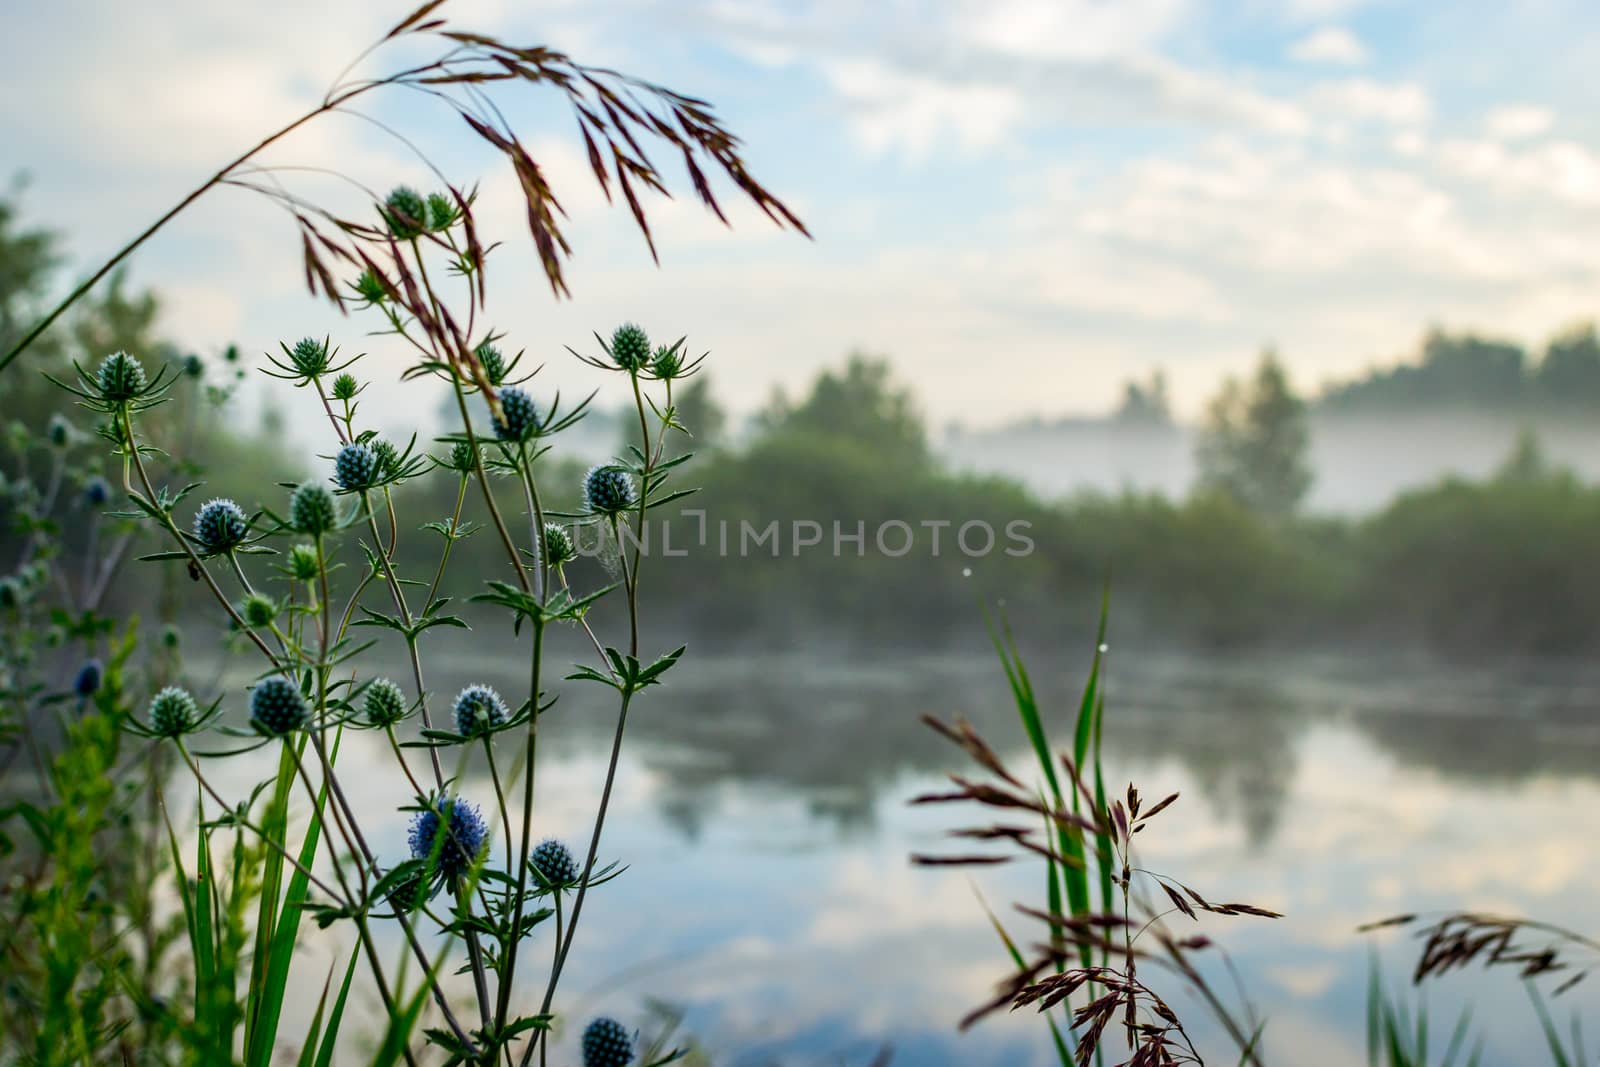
<box><xmin>227</xmin><ymin>636</ymin><xmax>1600</xmax><ymax>1065</ymax></box>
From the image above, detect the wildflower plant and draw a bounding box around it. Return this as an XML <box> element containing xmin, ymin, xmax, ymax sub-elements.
<box><xmin>32</xmin><ymin>6</ymin><xmax>805</xmax><ymax>1061</ymax></box>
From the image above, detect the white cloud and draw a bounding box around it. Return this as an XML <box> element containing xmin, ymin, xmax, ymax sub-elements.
<box><xmin>1288</xmin><ymin>26</ymin><xmax>1371</xmax><ymax>66</ymax></box>
<box><xmin>1306</xmin><ymin>78</ymin><xmax>1431</xmax><ymax>125</ymax></box>
<box><xmin>1485</xmin><ymin>104</ymin><xmax>1556</xmax><ymax>141</ymax></box>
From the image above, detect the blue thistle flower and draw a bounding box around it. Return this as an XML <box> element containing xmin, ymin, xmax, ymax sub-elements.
<box><xmin>74</xmin><ymin>660</ymin><xmax>102</xmax><ymax>697</ymax></box>
<box><xmin>183</xmin><ymin>354</ymin><xmax>204</xmax><ymax>378</ymax></box>
<box><xmin>383</xmin><ymin>186</ymin><xmax>428</xmax><ymax>239</ymax></box>
<box><xmin>334</xmin><ymin>442</ymin><xmax>380</xmax><ymax>492</ymax></box>
<box><xmin>493</xmin><ymin>387</ymin><xmax>539</xmax><ymax>442</ymax></box>
<box><xmin>48</xmin><ymin>414</ymin><xmax>72</xmax><ymax>448</ymax></box>
<box><xmin>364</xmin><ymin>678</ymin><xmax>407</xmax><ymax>727</ymax></box>
<box><xmin>83</xmin><ymin>476</ymin><xmax>111</xmax><ymax>507</ymax></box>
<box><xmin>583</xmin><ymin>465</ymin><xmax>636</xmax><ymax>516</ymax></box>
<box><xmin>330</xmin><ymin>372</ymin><xmax>360</xmax><ymax>401</ymax></box>
<box><xmin>452</xmin><ymin>684</ymin><xmax>508</xmax><ymax>737</ymax></box>
<box><xmin>531</xmin><ymin>838</ymin><xmax>579</xmax><ymax>889</ymax></box>
<box><xmin>192</xmin><ymin>499</ymin><xmax>248</xmax><ymax>557</ymax></box>
<box><xmin>290</xmin><ymin>482</ymin><xmax>337</xmax><ymax>536</ymax></box>
<box><xmin>582</xmin><ymin>1017</ymin><xmax>634</xmax><ymax>1067</ymax></box>
<box><xmin>148</xmin><ymin>686</ymin><xmax>198</xmax><ymax>737</ymax></box>
<box><xmin>408</xmin><ymin>796</ymin><xmax>488</xmax><ymax>880</ymax></box>
<box><xmin>250</xmin><ymin>677</ymin><xmax>309</xmax><ymax>736</ymax></box>
<box><xmin>609</xmin><ymin>323</ymin><xmax>651</xmax><ymax>372</ymax></box>
<box><xmin>96</xmin><ymin>351</ymin><xmax>147</xmax><ymax>402</ymax></box>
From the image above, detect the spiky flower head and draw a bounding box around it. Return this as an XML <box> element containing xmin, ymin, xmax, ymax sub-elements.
<box><xmin>331</xmin><ymin>372</ymin><xmax>360</xmax><ymax>401</ymax></box>
<box><xmin>288</xmin><ymin>337</ymin><xmax>332</xmax><ymax>378</ymax></box>
<box><xmin>48</xmin><ymin>413</ymin><xmax>72</xmax><ymax>448</ymax></box>
<box><xmin>371</xmin><ymin>439</ymin><xmax>399</xmax><ymax>477</ymax></box>
<box><xmin>383</xmin><ymin>186</ymin><xmax>428</xmax><ymax>239</ymax></box>
<box><xmin>161</xmin><ymin>624</ymin><xmax>181</xmax><ymax>649</ymax></box>
<box><xmin>183</xmin><ymin>354</ymin><xmax>205</xmax><ymax>378</ymax></box>
<box><xmin>426</xmin><ymin>191</ymin><xmax>459</xmax><ymax>232</ymax></box>
<box><xmin>241</xmin><ymin>593</ymin><xmax>277</xmax><ymax>629</ymax></box>
<box><xmin>492</xmin><ymin>387</ymin><xmax>539</xmax><ymax>443</ymax></box>
<box><xmin>97</xmin><ymin>351</ymin><xmax>147</xmax><ymax>402</ymax></box>
<box><xmin>290</xmin><ymin>482</ymin><xmax>337</xmax><ymax>537</ymax></box>
<box><xmin>531</xmin><ymin>838</ymin><xmax>579</xmax><ymax>889</ymax></box>
<box><xmin>542</xmin><ymin>523</ymin><xmax>576</xmax><ymax>567</ymax></box>
<box><xmin>250</xmin><ymin>677</ymin><xmax>309</xmax><ymax>736</ymax></box>
<box><xmin>447</xmin><ymin>441</ymin><xmax>479</xmax><ymax>473</ymax></box>
<box><xmin>364</xmin><ymin>678</ymin><xmax>407</xmax><ymax>727</ymax></box>
<box><xmin>353</xmin><ymin>268</ymin><xmax>389</xmax><ymax>306</ymax></box>
<box><xmin>385</xmin><ymin>866</ymin><xmax>428</xmax><ymax>913</ymax></box>
<box><xmin>609</xmin><ymin>324</ymin><xmax>650</xmax><ymax>372</ymax></box>
<box><xmin>407</xmin><ymin>796</ymin><xmax>488</xmax><ymax>880</ymax></box>
<box><xmin>650</xmin><ymin>344</ymin><xmax>683</xmax><ymax>380</ymax></box>
<box><xmin>334</xmin><ymin>442</ymin><xmax>380</xmax><ymax>492</ymax></box>
<box><xmin>452</xmin><ymin>684</ymin><xmax>508</xmax><ymax>737</ymax></box>
<box><xmin>288</xmin><ymin>543</ymin><xmax>319</xmax><ymax>582</ymax></box>
<box><xmin>192</xmin><ymin>499</ymin><xmax>248</xmax><ymax>557</ymax></box>
<box><xmin>475</xmin><ymin>341</ymin><xmax>507</xmax><ymax>386</ymax></box>
<box><xmin>74</xmin><ymin>660</ymin><xmax>102</xmax><ymax>697</ymax></box>
<box><xmin>583</xmin><ymin>465</ymin><xmax>636</xmax><ymax>516</ymax></box>
<box><xmin>148</xmin><ymin>686</ymin><xmax>198</xmax><ymax>738</ymax></box>
<box><xmin>582</xmin><ymin>1017</ymin><xmax>634</xmax><ymax>1067</ymax></box>
<box><xmin>83</xmin><ymin>476</ymin><xmax>111</xmax><ymax>508</ymax></box>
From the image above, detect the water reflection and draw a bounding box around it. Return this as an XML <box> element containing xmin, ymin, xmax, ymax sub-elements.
<box><xmin>193</xmin><ymin>631</ymin><xmax>1600</xmax><ymax>1065</ymax></box>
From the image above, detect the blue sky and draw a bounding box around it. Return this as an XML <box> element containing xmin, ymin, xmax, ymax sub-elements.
<box><xmin>5</xmin><ymin>0</ymin><xmax>1600</xmax><ymax>433</ymax></box>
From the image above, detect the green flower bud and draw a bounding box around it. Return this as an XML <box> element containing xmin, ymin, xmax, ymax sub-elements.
<box><xmin>383</xmin><ymin>186</ymin><xmax>428</xmax><ymax>239</ymax></box>
<box><xmin>289</xmin><ymin>483</ymin><xmax>337</xmax><ymax>537</ymax></box>
<box><xmin>149</xmin><ymin>687</ymin><xmax>199</xmax><ymax>738</ymax></box>
<box><xmin>288</xmin><ymin>543</ymin><xmax>320</xmax><ymax>582</ymax></box>
<box><xmin>609</xmin><ymin>323</ymin><xmax>650</xmax><ymax>372</ymax></box>
<box><xmin>97</xmin><ymin>351</ymin><xmax>148</xmax><ymax>402</ymax></box>
<box><xmin>364</xmin><ymin>678</ymin><xmax>407</xmax><ymax>727</ymax></box>
<box><xmin>241</xmin><ymin>593</ymin><xmax>277</xmax><ymax>629</ymax></box>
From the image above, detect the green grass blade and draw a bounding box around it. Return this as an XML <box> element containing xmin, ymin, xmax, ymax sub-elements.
<box><xmin>248</xmin><ymin>738</ymin><xmax>327</xmax><ymax>1067</ymax></box>
<box><xmin>1234</xmin><ymin>1023</ymin><xmax>1267</xmax><ymax>1067</ymax></box>
<box><xmin>974</xmin><ymin>886</ymin><xmax>1072</xmax><ymax>1067</ymax></box>
<box><xmin>313</xmin><ymin>950</ymin><xmax>360</xmax><ymax>1067</ymax></box>
<box><xmin>245</xmin><ymin>742</ymin><xmax>299</xmax><ymax>1064</ymax></box>
<box><xmin>1526</xmin><ymin>983</ymin><xmax>1574</xmax><ymax>1067</ymax></box>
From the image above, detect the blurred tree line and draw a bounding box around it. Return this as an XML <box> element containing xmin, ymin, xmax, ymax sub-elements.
<box><xmin>1318</xmin><ymin>323</ymin><xmax>1600</xmax><ymax>412</ymax></box>
<box><xmin>10</xmin><ymin>190</ymin><xmax>1600</xmax><ymax>659</ymax></box>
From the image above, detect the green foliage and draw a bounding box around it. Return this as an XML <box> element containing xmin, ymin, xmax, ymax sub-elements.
<box><xmin>0</xmin><ymin>626</ymin><xmax>186</xmax><ymax>1065</ymax></box>
<box><xmin>757</xmin><ymin>354</ymin><xmax>930</xmax><ymax>469</ymax></box>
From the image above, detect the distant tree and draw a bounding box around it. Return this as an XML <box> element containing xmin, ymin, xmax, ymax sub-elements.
<box><xmin>1534</xmin><ymin>322</ymin><xmax>1600</xmax><ymax>407</ymax></box>
<box><xmin>757</xmin><ymin>354</ymin><xmax>928</xmax><ymax>467</ymax></box>
<box><xmin>1195</xmin><ymin>350</ymin><xmax>1312</xmax><ymax>517</ymax></box>
<box><xmin>1114</xmin><ymin>369</ymin><xmax>1172</xmax><ymax>425</ymax></box>
<box><xmin>672</xmin><ymin>373</ymin><xmax>726</xmax><ymax>451</ymax></box>
<box><xmin>1495</xmin><ymin>428</ymin><xmax>1557</xmax><ymax>483</ymax></box>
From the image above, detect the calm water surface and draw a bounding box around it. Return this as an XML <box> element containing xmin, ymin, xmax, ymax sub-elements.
<box><xmin>224</xmin><ymin>637</ymin><xmax>1600</xmax><ymax>1065</ymax></box>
